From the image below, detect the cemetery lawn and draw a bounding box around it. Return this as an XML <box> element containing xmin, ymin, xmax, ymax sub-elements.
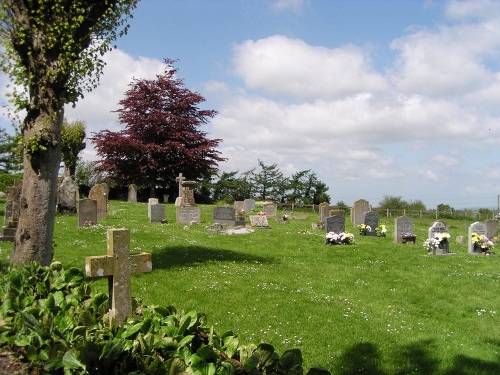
<box><xmin>1</xmin><ymin>200</ymin><xmax>500</xmax><ymax>374</ymax></box>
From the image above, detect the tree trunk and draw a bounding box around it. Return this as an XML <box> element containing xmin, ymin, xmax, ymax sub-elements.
<box><xmin>12</xmin><ymin>110</ymin><xmax>63</xmax><ymax>267</ymax></box>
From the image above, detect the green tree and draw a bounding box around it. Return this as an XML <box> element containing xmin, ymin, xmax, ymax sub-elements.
<box><xmin>61</xmin><ymin>118</ymin><xmax>86</xmax><ymax>177</ymax></box>
<box><xmin>437</xmin><ymin>203</ymin><xmax>454</xmax><ymax>215</ymax></box>
<box><xmin>250</xmin><ymin>160</ymin><xmax>285</xmax><ymax>201</ymax></box>
<box><xmin>378</xmin><ymin>195</ymin><xmax>408</xmax><ymax>209</ymax></box>
<box><xmin>0</xmin><ymin>0</ymin><xmax>137</xmax><ymax>266</ymax></box>
<box><xmin>408</xmin><ymin>199</ymin><xmax>426</xmax><ymax>211</ymax></box>
<box><xmin>0</xmin><ymin>127</ymin><xmax>22</xmax><ymax>173</ymax></box>
<box><xmin>75</xmin><ymin>160</ymin><xmax>104</xmax><ymax>194</ymax></box>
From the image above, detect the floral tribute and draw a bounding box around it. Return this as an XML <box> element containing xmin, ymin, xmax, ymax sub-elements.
<box><xmin>357</xmin><ymin>224</ymin><xmax>371</xmax><ymax>236</ymax></box>
<box><xmin>375</xmin><ymin>225</ymin><xmax>387</xmax><ymax>237</ymax></box>
<box><xmin>471</xmin><ymin>232</ymin><xmax>494</xmax><ymax>254</ymax></box>
<box><xmin>325</xmin><ymin>231</ymin><xmax>355</xmax><ymax>245</ymax></box>
<box><xmin>423</xmin><ymin>233</ymin><xmax>450</xmax><ymax>252</ymax></box>
<box><xmin>401</xmin><ymin>232</ymin><xmax>417</xmax><ymax>243</ymax></box>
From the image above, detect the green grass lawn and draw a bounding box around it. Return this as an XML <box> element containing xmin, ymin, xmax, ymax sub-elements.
<box><xmin>1</xmin><ymin>200</ymin><xmax>499</xmax><ymax>374</ymax></box>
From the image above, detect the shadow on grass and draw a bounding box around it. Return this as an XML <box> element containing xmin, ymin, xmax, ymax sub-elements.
<box><xmin>152</xmin><ymin>245</ymin><xmax>275</xmax><ymax>270</ymax></box>
<box><xmin>334</xmin><ymin>339</ymin><xmax>500</xmax><ymax>375</ymax></box>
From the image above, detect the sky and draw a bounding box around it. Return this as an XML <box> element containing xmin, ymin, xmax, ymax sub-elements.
<box><xmin>2</xmin><ymin>0</ymin><xmax>500</xmax><ymax>210</ymax></box>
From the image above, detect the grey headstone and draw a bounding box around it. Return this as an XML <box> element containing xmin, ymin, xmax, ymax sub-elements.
<box><xmin>319</xmin><ymin>205</ymin><xmax>332</xmax><ymax>224</ymax></box>
<box><xmin>263</xmin><ymin>203</ymin><xmax>277</xmax><ymax>218</ymax></box>
<box><xmin>244</xmin><ymin>198</ymin><xmax>256</xmax><ymax>212</ymax></box>
<box><xmin>352</xmin><ymin>199</ymin><xmax>370</xmax><ymax>226</ymax></box>
<box><xmin>57</xmin><ymin>176</ymin><xmax>79</xmax><ymax>213</ymax></box>
<box><xmin>234</xmin><ymin>201</ymin><xmax>245</xmax><ymax>213</ymax></box>
<box><xmin>325</xmin><ymin>216</ymin><xmax>345</xmax><ymax>233</ymax></box>
<box><xmin>394</xmin><ymin>216</ymin><xmax>413</xmax><ymax>243</ymax></box>
<box><xmin>128</xmin><ymin>184</ymin><xmax>137</xmax><ymax>203</ymax></box>
<box><xmin>176</xmin><ymin>207</ymin><xmax>201</xmax><ymax>224</ymax></box>
<box><xmin>428</xmin><ymin>221</ymin><xmax>453</xmax><ymax>255</ymax></box>
<box><xmin>78</xmin><ymin>199</ymin><xmax>98</xmax><ymax>227</ymax></box>
<box><xmin>213</xmin><ymin>207</ymin><xmax>236</xmax><ymax>226</ymax></box>
<box><xmin>363</xmin><ymin>211</ymin><xmax>379</xmax><ymax>236</ymax></box>
<box><xmin>468</xmin><ymin>221</ymin><xmax>487</xmax><ymax>254</ymax></box>
<box><xmin>486</xmin><ymin>220</ymin><xmax>498</xmax><ymax>239</ymax></box>
<box><xmin>148</xmin><ymin>198</ymin><xmax>159</xmax><ymax>219</ymax></box>
<box><xmin>150</xmin><ymin>204</ymin><xmax>166</xmax><ymax>223</ymax></box>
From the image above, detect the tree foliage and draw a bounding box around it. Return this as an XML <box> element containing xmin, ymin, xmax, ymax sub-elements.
<box><xmin>0</xmin><ymin>0</ymin><xmax>137</xmax><ymax>266</ymax></box>
<box><xmin>91</xmin><ymin>59</ymin><xmax>225</xmax><ymax>196</ymax></box>
<box><xmin>0</xmin><ymin>127</ymin><xmax>22</xmax><ymax>173</ymax></box>
<box><xmin>61</xmin><ymin>118</ymin><xmax>86</xmax><ymax>177</ymax></box>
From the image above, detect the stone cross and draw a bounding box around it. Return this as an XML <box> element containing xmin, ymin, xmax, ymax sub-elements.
<box><xmin>176</xmin><ymin>173</ymin><xmax>185</xmax><ymax>197</ymax></box>
<box><xmin>85</xmin><ymin>229</ymin><xmax>152</xmax><ymax>325</ymax></box>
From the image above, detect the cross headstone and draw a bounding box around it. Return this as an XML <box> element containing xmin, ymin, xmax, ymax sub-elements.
<box><xmin>468</xmin><ymin>221</ymin><xmax>487</xmax><ymax>254</ymax></box>
<box><xmin>175</xmin><ymin>173</ymin><xmax>196</xmax><ymax>207</ymax></box>
<box><xmin>363</xmin><ymin>211</ymin><xmax>379</xmax><ymax>236</ymax></box>
<box><xmin>325</xmin><ymin>215</ymin><xmax>345</xmax><ymax>233</ymax></box>
<box><xmin>394</xmin><ymin>216</ymin><xmax>413</xmax><ymax>244</ymax></box>
<box><xmin>85</xmin><ymin>229</ymin><xmax>152</xmax><ymax>325</ymax></box>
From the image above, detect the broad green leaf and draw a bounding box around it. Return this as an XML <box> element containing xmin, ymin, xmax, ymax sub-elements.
<box><xmin>163</xmin><ymin>357</ymin><xmax>187</xmax><ymax>375</ymax></box>
<box><xmin>62</xmin><ymin>348</ymin><xmax>86</xmax><ymax>370</ymax></box>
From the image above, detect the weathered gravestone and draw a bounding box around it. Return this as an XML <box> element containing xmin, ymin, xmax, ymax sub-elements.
<box><xmin>428</xmin><ymin>221</ymin><xmax>454</xmax><ymax>255</ymax></box>
<box><xmin>85</xmin><ymin>229</ymin><xmax>152</xmax><ymax>325</ymax></box>
<box><xmin>394</xmin><ymin>216</ymin><xmax>413</xmax><ymax>244</ymax></box>
<box><xmin>175</xmin><ymin>173</ymin><xmax>197</xmax><ymax>207</ymax></box>
<box><xmin>176</xmin><ymin>206</ymin><xmax>201</xmax><ymax>224</ymax></box>
<box><xmin>128</xmin><ymin>184</ymin><xmax>137</xmax><ymax>203</ymax></box>
<box><xmin>89</xmin><ymin>183</ymin><xmax>108</xmax><ymax>220</ymax></box>
<box><xmin>331</xmin><ymin>210</ymin><xmax>345</xmax><ymax>217</ymax></box>
<box><xmin>263</xmin><ymin>203</ymin><xmax>277</xmax><ymax>218</ymax></box>
<box><xmin>249</xmin><ymin>215</ymin><xmax>269</xmax><ymax>228</ymax></box>
<box><xmin>352</xmin><ymin>199</ymin><xmax>370</xmax><ymax>226</ymax></box>
<box><xmin>78</xmin><ymin>199</ymin><xmax>98</xmax><ymax>227</ymax></box>
<box><xmin>147</xmin><ymin>198</ymin><xmax>159</xmax><ymax>220</ymax></box>
<box><xmin>234</xmin><ymin>201</ymin><xmax>245</xmax><ymax>213</ymax></box>
<box><xmin>319</xmin><ymin>205</ymin><xmax>332</xmax><ymax>224</ymax></box>
<box><xmin>57</xmin><ymin>176</ymin><xmax>79</xmax><ymax>213</ymax></box>
<box><xmin>325</xmin><ymin>215</ymin><xmax>345</xmax><ymax>233</ymax></box>
<box><xmin>0</xmin><ymin>180</ymin><xmax>21</xmax><ymax>241</ymax></box>
<box><xmin>363</xmin><ymin>211</ymin><xmax>379</xmax><ymax>236</ymax></box>
<box><xmin>244</xmin><ymin>198</ymin><xmax>256</xmax><ymax>212</ymax></box>
<box><xmin>486</xmin><ymin>219</ymin><xmax>498</xmax><ymax>239</ymax></box>
<box><xmin>468</xmin><ymin>221</ymin><xmax>487</xmax><ymax>254</ymax></box>
<box><xmin>213</xmin><ymin>207</ymin><xmax>236</xmax><ymax>226</ymax></box>
<box><xmin>150</xmin><ymin>204</ymin><xmax>166</xmax><ymax>223</ymax></box>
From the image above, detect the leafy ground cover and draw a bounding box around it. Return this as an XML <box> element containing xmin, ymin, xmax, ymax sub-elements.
<box><xmin>1</xmin><ymin>200</ymin><xmax>499</xmax><ymax>374</ymax></box>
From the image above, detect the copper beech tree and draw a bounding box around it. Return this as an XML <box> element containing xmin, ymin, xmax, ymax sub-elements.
<box><xmin>91</xmin><ymin>59</ymin><xmax>225</xmax><ymax>197</ymax></box>
<box><xmin>0</xmin><ymin>0</ymin><xmax>137</xmax><ymax>266</ymax></box>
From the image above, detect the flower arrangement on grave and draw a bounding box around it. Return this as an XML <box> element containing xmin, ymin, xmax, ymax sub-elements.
<box><xmin>357</xmin><ymin>224</ymin><xmax>371</xmax><ymax>236</ymax></box>
<box><xmin>471</xmin><ymin>232</ymin><xmax>494</xmax><ymax>252</ymax></box>
<box><xmin>325</xmin><ymin>231</ymin><xmax>355</xmax><ymax>245</ymax></box>
<box><xmin>258</xmin><ymin>211</ymin><xmax>267</xmax><ymax>216</ymax></box>
<box><xmin>237</xmin><ymin>209</ymin><xmax>245</xmax><ymax>216</ymax></box>
<box><xmin>401</xmin><ymin>232</ymin><xmax>417</xmax><ymax>242</ymax></box>
<box><xmin>282</xmin><ymin>213</ymin><xmax>289</xmax><ymax>221</ymax></box>
<box><xmin>375</xmin><ymin>225</ymin><xmax>387</xmax><ymax>237</ymax></box>
<box><xmin>423</xmin><ymin>233</ymin><xmax>450</xmax><ymax>252</ymax></box>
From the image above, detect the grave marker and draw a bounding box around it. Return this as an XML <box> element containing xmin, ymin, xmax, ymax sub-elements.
<box><xmin>244</xmin><ymin>198</ymin><xmax>256</xmax><ymax>212</ymax></box>
<box><xmin>468</xmin><ymin>221</ymin><xmax>487</xmax><ymax>254</ymax></box>
<box><xmin>249</xmin><ymin>215</ymin><xmax>269</xmax><ymax>228</ymax></box>
<box><xmin>0</xmin><ymin>180</ymin><xmax>21</xmax><ymax>241</ymax></box>
<box><xmin>128</xmin><ymin>184</ymin><xmax>137</xmax><ymax>203</ymax></box>
<box><xmin>176</xmin><ymin>206</ymin><xmax>201</xmax><ymax>224</ymax></box>
<box><xmin>78</xmin><ymin>199</ymin><xmax>98</xmax><ymax>227</ymax></box>
<box><xmin>394</xmin><ymin>216</ymin><xmax>413</xmax><ymax>244</ymax></box>
<box><xmin>325</xmin><ymin>215</ymin><xmax>345</xmax><ymax>233</ymax></box>
<box><xmin>486</xmin><ymin>220</ymin><xmax>498</xmax><ymax>239</ymax></box>
<box><xmin>319</xmin><ymin>205</ymin><xmax>332</xmax><ymax>224</ymax></box>
<box><xmin>148</xmin><ymin>198</ymin><xmax>159</xmax><ymax>219</ymax></box>
<box><xmin>89</xmin><ymin>183</ymin><xmax>108</xmax><ymax>220</ymax></box>
<box><xmin>57</xmin><ymin>176</ymin><xmax>79</xmax><ymax>213</ymax></box>
<box><xmin>352</xmin><ymin>199</ymin><xmax>370</xmax><ymax>226</ymax></box>
<box><xmin>213</xmin><ymin>207</ymin><xmax>236</xmax><ymax>226</ymax></box>
<box><xmin>150</xmin><ymin>204</ymin><xmax>166</xmax><ymax>223</ymax></box>
<box><xmin>363</xmin><ymin>211</ymin><xmax>379</xmax><ymax>236</ymax></box>
<box><xmin>428</xmin><ymin>221</ymin><xmax>454</xmax><ymax>255</ymax></box>
<box><xmin>263</xmin><ymin>203</ymin><xmax>277</xmax><ymax>218</ymax></box>
<box><xmin>85</xmin><ymin>229</ymin><xmax>152</xmax><ymax>324</ymax></box>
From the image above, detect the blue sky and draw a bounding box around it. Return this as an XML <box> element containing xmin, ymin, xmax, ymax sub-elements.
<box><xmin>2</xmin><ymin>0</ymin><xmax>500</xmax><ymax>210</ymax></box>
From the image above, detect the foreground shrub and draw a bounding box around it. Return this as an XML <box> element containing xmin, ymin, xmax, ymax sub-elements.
<box><xmin>0</xmin><ymin>262</ymin><xmax>329</xmax><ymax>374</ymax></box>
